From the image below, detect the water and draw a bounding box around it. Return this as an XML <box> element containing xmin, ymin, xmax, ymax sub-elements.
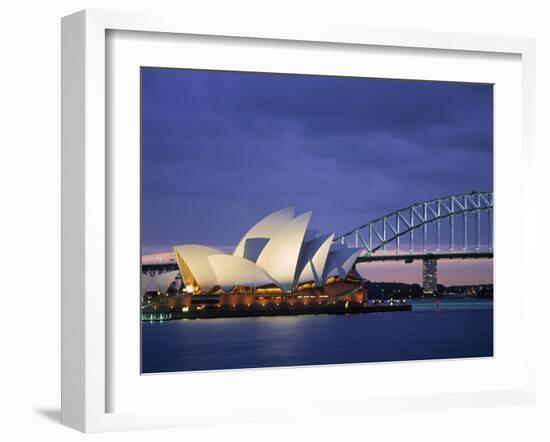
<box><xmin>141</xmin><ymin>299</ymin><xmax>493</xmax><ymax>373</ymax></box>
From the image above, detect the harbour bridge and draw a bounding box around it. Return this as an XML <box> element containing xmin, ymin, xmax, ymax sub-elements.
<box><xmin>142</xmin><ymin>191</ymin><xmax>493</xmax><ymax>291</ymax></box>
<box><xmin>337</xmin><ymin>191</ymin><xmax>493</xmax><ymax>259</ymax></box>
<box><xmin>336</xmin><ymin>191</ymin><xmax>493</xmax><ymax>292</ymax></box>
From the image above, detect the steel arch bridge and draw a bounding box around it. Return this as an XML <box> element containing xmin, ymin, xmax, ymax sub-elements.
<box><xmin>335</xmin><ymin>191</ymin><xmax>493</xmax><ymax>261</ymax></box>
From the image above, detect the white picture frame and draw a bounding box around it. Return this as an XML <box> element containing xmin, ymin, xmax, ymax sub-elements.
<box><xmin>61</xmin><ymin>9</ymin><xmax>537</xmax><ymax>433</ymax></box>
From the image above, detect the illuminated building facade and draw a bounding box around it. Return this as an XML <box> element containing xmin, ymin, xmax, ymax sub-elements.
<box><xmin>142</xmin><ymin>208</ymin><xmax>367</xmax><ymax>315</ymax></box>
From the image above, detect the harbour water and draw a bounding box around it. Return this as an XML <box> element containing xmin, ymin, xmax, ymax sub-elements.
<box><xmin>141</xmin><ymin>299</ymin><xmax>493</xmax><ymax>373</ymax></box>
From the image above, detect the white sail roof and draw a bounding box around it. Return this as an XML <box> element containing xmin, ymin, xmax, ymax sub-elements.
<box><xmin>323</xmin><ymin>247</ymin><xmax>362</xmax><ymax>282</ymax></box>
<box><xmin>173</xmin><ymin>244</ymin><xmax>223</xmax><ymax>293</ymax></box>
<box><xmin>256</xmin><ymin>211</ymin><xmax>313</xmax><ymax>291</ymax></box>
<box><xmin>233</xmin><ymin>207</ymin><xmax>294</xmax><ymax>261</ymax></box>
<box><xmin>152</xmin><ymin>270</ymin><xmax>179</xmax><ymax>294</ymax></box>
<box><xmin>141</xmin><ymin>273</ymin><xmax>154</xmax><ymax>297</ymax></box>
<box><xmin>170</xmin><ymin>208</ymin><xmax>362</xmax><ymax>294</ymax></box>
<box><xmin>297</xmin><ymin>232</ymin><xmax>335</xmax><ymax>286</ymax></box>
<box><xmin>208</xmin><ymin>254</ymin><xmax>276</xmax><ymax>292</ymax></box>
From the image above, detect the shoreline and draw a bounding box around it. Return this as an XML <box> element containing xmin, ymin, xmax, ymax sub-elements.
<box><xmin>142</xmin><ymin>303</ymin><xmax>412</xmax><ymax>321</ymax></box>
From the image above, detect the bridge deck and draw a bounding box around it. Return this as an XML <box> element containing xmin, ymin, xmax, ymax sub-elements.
<box><xmin>142</xmin><ymin>251</ymin><xmax>493</xmax><ymax>272</ymax></box>
<box><xmin>356</xmin><ymin>251</ymin><xmax>493</xmax><ymax>263</ymax></box>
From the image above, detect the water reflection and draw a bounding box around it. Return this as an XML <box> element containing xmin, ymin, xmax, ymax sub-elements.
<box><xmin>142</xmin><ymin>300</ymin><xmax>493</xmax><ymax>373</ymax></box>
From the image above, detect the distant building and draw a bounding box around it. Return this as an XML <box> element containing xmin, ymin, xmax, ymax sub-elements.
<box><xmin>422</xmin><ymin>257</ymin><xmax>438</xmax><ymax>294</ymax></box>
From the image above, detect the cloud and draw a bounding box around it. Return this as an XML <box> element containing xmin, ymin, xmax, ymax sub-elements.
<box><xmin>141</xmin><ymin>67</ymin><xmax>493</xmax><ymax>268</ymax></box>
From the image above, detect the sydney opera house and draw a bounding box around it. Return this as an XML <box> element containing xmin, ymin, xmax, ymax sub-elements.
<box><xmin>142</xmin><ymin>208</ymin><xmax>369</xmax><ymax>318</ymax></box>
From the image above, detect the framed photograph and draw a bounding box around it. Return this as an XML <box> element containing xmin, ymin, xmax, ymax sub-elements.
<box><xmin>61</xmin><ymin>9</ymin><xmax>537</xmax><ymax>432</ymax></box>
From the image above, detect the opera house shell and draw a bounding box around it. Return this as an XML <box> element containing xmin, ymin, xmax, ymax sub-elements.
<box><xmin>172</xmin><ymin>208</ymin><xmax>362</xmax><ymax>295</ymax></box>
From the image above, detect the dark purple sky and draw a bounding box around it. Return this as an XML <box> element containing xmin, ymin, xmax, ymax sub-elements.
<box><xmin>141</xmin><ymin>68</ymin><xmax>493</xmax><ymax>284</ymax></box>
